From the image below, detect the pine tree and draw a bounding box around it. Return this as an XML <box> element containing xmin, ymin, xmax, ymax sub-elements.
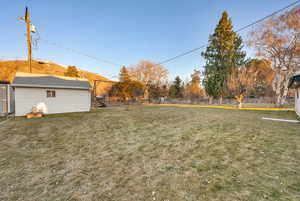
<box><xmin>189</xmin><ymin>70</ymin><xmax>203</xmax><ymax>99</ymax></box>
<box><xmin>169</xmin><ymin>76</ymin><xmax>183</xmax><ymax>98</ymax></box>
<box><xmin>109</xmin><ymin>81</ymin><xmax>144</xmax><ymax>100</ymax></box>
<box><xmin>119</xmin><ymin>66</ymin><xmax>131</xmax><ymax>82</ymax></box>
<box><xmin>202</xmin><ymin>11</ymin><xmax>246</xmax><ymax>103</ymax></box>
<box><xmin>115</xmin><ymin>66</ymin><xmax>135</xmax><ymax>100</ymax></box>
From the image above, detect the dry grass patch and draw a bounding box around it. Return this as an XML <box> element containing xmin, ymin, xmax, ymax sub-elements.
<box><xmin>0</xmin><ymin>106</ymin><xmax>299</xmax><ymax>201</ymax></box>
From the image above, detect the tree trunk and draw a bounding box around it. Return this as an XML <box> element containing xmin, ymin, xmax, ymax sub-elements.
<box><xmin>275</xmin><ymin>93</ymin><xmax>282</xmax><ymax>107</ymax></box>
<box><xmin>239</xmin><ymin>101</ymin><xmax>243</xmax><ymax>109</ymax></box>
<box><xmin>144</xmin><ymin>88</ymin><xmax>149</xmax><ymax>101</ymax></box>
<box><xmin>209</xmin><ymin>97</ymin><xmax>213</xmax><ymax>104</ymax></box>
<box><xmin>219</xmin><ymin>96</ymin><xmax>223</xmax><ymax>105</ymax></box>
<box><xmin>235</xmin><ymin>94</ymin><xmax>244</xmax><ymax>109</ymax></box>
<box><xmin>280</xmin><ymin>74</ymin><xmax>292</xmax><ymax>106</ymax></box>
<box><xmin>273</xmin><ymin>71</ymin><xmax>293</xmax><ymax>107</ymax></box>
<box><xmin>274</xmin><ymin>72</ymin><xmax>285</xmax><ymax>107</ymax></box>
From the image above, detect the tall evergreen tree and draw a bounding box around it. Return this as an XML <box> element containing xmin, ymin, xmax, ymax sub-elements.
<box><xmin>202</xmin><ymin>11</ymin><xmax>246</xmax><ymax>103</ymax></box>
<box><xmin>111</xmin><ymin>66</ymin><xmax>144</xmax><ymax>100</ymax></box>
<box><xmin>169</xmin><ymin>76</ymin><xmax>183</xmax><ymax>98</ymax></box>
<box><xmin>189</xmin><ymin>70</ymin><xmax>203</xmax><ymax>99</ymax></box>
<box><xmin>119</xmin><ymin>66</ymin><xmax>131</xmax><ymax>82</ymax></box>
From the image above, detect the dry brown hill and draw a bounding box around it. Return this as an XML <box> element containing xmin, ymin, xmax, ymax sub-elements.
<box><xmin>0</xmin><ymin>60</ymin><xmax>113</xmax><ymax>95</ymax></box>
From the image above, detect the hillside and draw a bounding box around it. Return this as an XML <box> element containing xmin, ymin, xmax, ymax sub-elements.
<box><xmin>0</xmin><ymin>60</ymin><xmax>113</xmax><ymax>95</ymax></box>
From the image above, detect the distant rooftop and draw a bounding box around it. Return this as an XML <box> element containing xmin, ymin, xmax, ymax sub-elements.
<box><xmin>12</xmin><ymin>72</ymin><xmax>91</xmax><ymax>90</ymax></box>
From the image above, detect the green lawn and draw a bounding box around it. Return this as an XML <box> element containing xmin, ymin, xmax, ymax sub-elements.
<box><xmin>0</xmin><ymin>106</ymin><xmax>299</xmax><ymax>201</ymax></box>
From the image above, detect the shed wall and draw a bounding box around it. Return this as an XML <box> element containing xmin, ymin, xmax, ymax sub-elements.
<box><xmin>15</xmin><ymin>87</ymin><xmax>91</xmax><ymax>116</ymax></box>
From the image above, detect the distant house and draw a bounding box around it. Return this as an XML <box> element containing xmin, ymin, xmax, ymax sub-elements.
<box><xmin>12</xmin><ymin>72</ymin><xmax>91</xmax><ymax>116</ymax></box>
<box><xmin>289</xmin><ymin>71</ymin><xmax>300</xmax><ymax>117</ymax></box>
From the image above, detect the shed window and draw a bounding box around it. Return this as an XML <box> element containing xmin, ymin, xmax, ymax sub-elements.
<box><xmin>46</xmin><ymin>90</ymin><xmax>56</xmax><ymax>98</ymax></box>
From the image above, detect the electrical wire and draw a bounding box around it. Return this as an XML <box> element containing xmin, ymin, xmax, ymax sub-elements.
<box><xmin>40</xmin><ymin>38</ymin><xmax>122</xmax><ymax>67</ymax></box>
<box><xmin>156</xmin><ymin>0</ymin><xmax>300</xmax><ymax>66</ymax></box>
<box><xmin>28</xmin><ymin>0</ymin><xmax>300</xmax><ymax>69</ymax></box>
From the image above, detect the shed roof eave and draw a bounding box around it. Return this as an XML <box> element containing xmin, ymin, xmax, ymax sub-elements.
<box><xmin>11</xmin><ymin>84</ymin><xmax>91</xmax><ymax>90</ymax></box>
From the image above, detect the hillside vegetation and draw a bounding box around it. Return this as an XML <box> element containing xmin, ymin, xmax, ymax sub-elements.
<box><xmin>0</xmin><ymin>60</ymin><xmax>113</xmax><ymax>95</ymax></box>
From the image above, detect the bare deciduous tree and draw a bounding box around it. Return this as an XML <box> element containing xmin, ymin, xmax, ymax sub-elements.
<box><xmin>228</xmin><ymin>60</ymin><xmax>274</xmax><ymax>108</ymax></box>
<box><xmin>128</xmin><ymin>61</ymin><xmax>168</xmax><ymax>99</ymax></box>
<box><xmin>248</xmin><ymin>6</ymin><xmax>300</xmax><ymax>106</ymax></box>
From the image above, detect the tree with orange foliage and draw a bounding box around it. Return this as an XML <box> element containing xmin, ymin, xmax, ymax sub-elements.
<box><xmin>228</xmin><ymin>59</ymin><xmax>274</xmax><ymax>108</ymax></box>
<box><xmin>64</xmin><ymin>66</ymin><xmax>80</xmax><ymax>78</ymax></box>
<box><xmin>187</xmin><ymin>70</ymin><xmax>204</xmax><ymax>99</ymax></box>
<box><xmin>128</xmin><ymin>61</ymin><xmax>168</xmax><ymax>99</ymax></box>
<box><xmin>228</xmin><ymin>66</ymin><xmax>252</xmax><ymax>108</ymax></box>
<box><xmin>246</xmin><ymin>59</ymin><xmax>274</xmax><ymax>97</ymax></box>
<box><xmin>248</xmin><ymin>6</ymin><xmax>300</xmax><ymax>106</ymax></box>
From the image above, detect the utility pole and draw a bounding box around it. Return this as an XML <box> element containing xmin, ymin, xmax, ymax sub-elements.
<box><xmin>25</xmin><ymin>7</ymin><xmax>32</xmax><ymax>73</ymax></box>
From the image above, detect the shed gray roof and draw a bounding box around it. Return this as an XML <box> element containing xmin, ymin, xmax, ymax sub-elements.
<box><xmin>12</xmin><ymin>72</ymin><xmax>91</xmax><ymax>90</ymax></box>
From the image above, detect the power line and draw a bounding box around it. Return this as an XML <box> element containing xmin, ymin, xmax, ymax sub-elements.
<box><xmin>235</xmin><ymin>0</ymin><xmax>300</xmax><ymax>32</ymax></box>
<box><xmin>26</xmin><ymin>0</ymin><xmax>300</xmax><ymax>71</ymax></box>
<box><xmin>21</xmin><ymin>1</ymin><xmax>123</xmax><ymax>68</ymax></box>
<box><xmin>157</xmin><ymin>0</ymin><xmax>300</xmax><ymax>66</ymax></box>
<box><xmin>157</xmin><ymin>46</ymin><xmax>206</xmax><ymax>65</ymax></box>
<box><xmin>40</xmin><ymin>38</ymin><xmax>123</xmax><ymax>67</ymax></box>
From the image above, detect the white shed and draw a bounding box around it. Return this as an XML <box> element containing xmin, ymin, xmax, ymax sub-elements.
<box><xmin>289</xmin><ymin>71</ymin><xmax>300</xmax><ymax>117</ymax></box>
<box><xmin>12</xmin><ymin>72</ymin><xmax>91</xmax><ymax>116</ymax></box>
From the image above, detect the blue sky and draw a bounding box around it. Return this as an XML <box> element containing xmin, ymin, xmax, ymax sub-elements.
<box><xmin>1</xmin><ymin>0</ymin><xmax>298</xmax><ymax>80</ymax></box>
